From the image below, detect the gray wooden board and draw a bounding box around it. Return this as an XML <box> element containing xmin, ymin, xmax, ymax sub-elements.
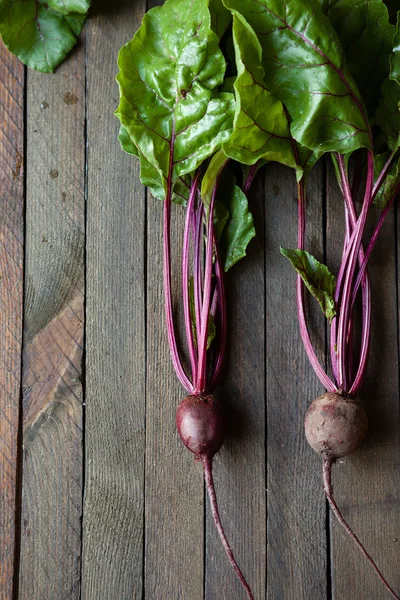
<box><xmin>265</xmin><ymin>163</ymin><xmax>328</xmax><ymax>599</ymax></box>
<box><xmin>0</xmin><ymin>43</ymin><xmax>24</xmax><ymax>600</ymax></box>
<box><xmin>326</xmin><ymin>166</ymin><xmax>400</xmax><ymax>599</ymax></box>
<box><xmin>82</xmin><ymin>2</ymin><xmax>147</xmax><ymax>598</ymax></box>
<box><xmin>18</xmin><ymin>43</ymin><xmax>85</xmax><ymax>600</ymax></box>
<box><xmin>205</xmin><ymin>175</ymin><xmax>266</xmax><ymax>599</ymax></box>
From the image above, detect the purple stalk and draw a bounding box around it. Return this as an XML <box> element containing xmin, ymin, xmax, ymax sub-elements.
<box><xmin>182</xmin><ymin>174</ymin><xmax>201</xmax><ymax>384</ymax></box>
<box><xmin>349</xmin><ymin>185</ymin><xmax>400</xmax><ymax>395</ymax></box>
<box><xmin>297</xmin><ymin>181</ymin><xmax>337</xmax><ymax>392</ymax></box>
<box><xmin>336</xmin><ymin>151</ymin><xmax>374</xmax><ymax>392</ymax></box>
<box><xmin>164</xmin><ymin>177</ymin><xmax>193</xmax><ymax>392</ymax></box>
<box><xmin>243</xmin><ymin>160</ymin><xmax>261</xmax><ymax>196</ymax></box>
<box><xmin>203</xmin><ymin>459</ymin><xmax>255</xmax><ymax>600</ymax></box>
<box><xmin>193</xmin><ymin>202</ymin><xmax>204</xmax><ymax>344</ymax></box>
<box><xmin>196</xmin><ymin>187</ymin><xmax>217</xmax><ymax>394</ymax></box>
<box><xmin>209</xmin><ymin>235</ymin><xmax>227</xmax><ymax>390</ymax></box>
<box><xmin>335</xmin><ymin>155</ymin><xmax>371</xmax><ymax>393</ymax></box>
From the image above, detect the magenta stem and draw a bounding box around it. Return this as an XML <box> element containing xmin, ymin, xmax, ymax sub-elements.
<box><xmin>196</xmin><ymin>188</ymin><xmax>217</xmax><ymax>394</ymax></box>
<box><xmin>203</xmin><ymin>459</ymin><xmax>255</xmax><ymax>600</ymax></box>
<box><xmin>297</xmin><ymin>181</ymin><xmax>337</xmax><ymax>392</ymax></box>
<box><xmin>323</xmin><ymin>459</ymin><xmax>400</xmax><ymax>600</ymax></box>
<box><xmin>209</xmin><ymin>234</ymin><xmax>227</xmax><ymax>390</ymax></box>
<box><xmin>335</xmin><ymin>154</ymin><xmax>371</xmax><ymax>393</ymax></box>
<box><xmin>336</xmin><ymin>151</ymin><xmax>373</xmax><ymax>392</ymax></box>
<box><xmin>163</xmin><ymin>131</ymin><xmax>193</xmax><ymax>391</ymax></box>
<box><xmin>182</xmin><ymin>174</ymin><xmax>201</xmax><ymax>384</ymax></box>
<box><xmin>349</xmin><ymin>185</ymin><xmax>400</xmax><ymax>395</ymax></box>
<box><xmin>243</xmin><ymin>160</ymin><xmax>261</xmax><ymax>196</ymax></box>
<box><xmin>193</xmin><ymin>203</ymin><xmax>204</xmax><ymax>343</ymax></box>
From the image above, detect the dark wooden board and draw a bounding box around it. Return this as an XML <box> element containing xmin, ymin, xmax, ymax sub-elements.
<box><xmin>82</xmin><ymin>2</ymin><xmax>147</xmax><ymax>598</ymax></box>
<box><xmin>205</xmin><ymin>175</ymin><xmax>266</xmax><ymax>599</ymax></box>
<box><xmin>326</xmin><ymin>166</ymin><xmax>400</xmax><ymax>599</ymax></box>
<box><xmin>18</xmin><ymin>44</ymin><xmax>85</xmax><ymax>600</ymax></box>
<box><xmin>0</xmin><ymin>43</ymin><xmax>24</xmax><ymax>600</ymax></box>
<box><xmin>265</xmin><ymin>163</ymin><xmax>328</xmax><ymax>600</ymax></box>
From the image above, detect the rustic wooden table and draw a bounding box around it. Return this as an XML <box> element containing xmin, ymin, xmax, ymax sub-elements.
<box><xmin>1</xmin><ymin>2</ymin><xmax>400</xmax><ymax>599</ymax></box>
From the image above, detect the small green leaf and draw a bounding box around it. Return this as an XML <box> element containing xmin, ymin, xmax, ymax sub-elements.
<box><xmin>0</xmin><ymin>0</ymin><xmax>90</xmax><ymax>73</ymax></box>
<box><xmin>281</xmin><ymin>248</ymin><xmax>336</xmax><ymax>321</ymax></box>
<box><xmin>223</xmin><ymin>12</ymin><xmax>296</xmax><ymax>168</ymax></box>
<box><xmin>374</xmin><ymin>151</ymin><xmax>400</xmax><ymax>208</ymax></box>
<box><xmin>219</xmin><ymin>185</ymin><xmax>255</xmax><ymax>271</ymax></box>
<box><xmin>189</xmin><ymin>277</ymin><xmax>216</xmax><ymax>349</ymax></box>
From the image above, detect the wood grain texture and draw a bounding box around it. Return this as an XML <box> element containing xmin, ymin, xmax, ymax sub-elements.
<box><xmin>18</xmin><ymin>44</ymin><xmax>85</xmax><ymax>600</ymax></box>
<box><xmin>205</xmin><ymin>176</ymin><xmax>266</xmax><ymax>599</ymax></box>
<box><xmin>82</xmin><ymin>2</ymin><xmax>146</xmax><ymax>599</ymax></box>
<box><xmin>326</xmin><ymin>166</ymin><xmax>400</xmax><ymax>599</ymax></box>
<box><xmin>0</xmin><ymin>42</ymin><xmax>24</xmax><ymax>600</ymax></box>
<box><xmin>265</xmin><ymin>164</ymin><xmax>328</xmax><ymax>599</ymax></box>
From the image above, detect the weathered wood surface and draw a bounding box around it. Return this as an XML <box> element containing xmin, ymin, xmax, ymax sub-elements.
<box><xmin>1</xmin><ymin>3</ymin><xmax>400</xmax><ymax>599</ymax></box>
<box><xmin>19</xmin><ymin>40</ymin><xmax>85</xmax><ymax>600</ymax></box>
<box><xmin>82</xmin><ymin>2</ymin><xmax>146</xmax><ymax>599</ymax></box>
<box><xmin>0</xmin><ymin>44</ymin><xmax>24</xmax><ymax>600</ymax></box>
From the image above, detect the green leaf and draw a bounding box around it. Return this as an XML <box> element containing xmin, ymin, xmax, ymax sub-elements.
<box><xmin>219</xmin><ymin>184</ymin><xmax>255</xmax><ymax>270</ymax></box>
<box><xmin>115</xmin><ymin>0</ymin><xmax>235</xmax><ymax>193</ymax></box>
<box><xmin>223</xmin><ymin>12</ymin><xmax>296</xmax><ymax>168</ymax></box>
<box><xmin>189</xmin><ymin>277</ymin><xmax>216</xmax><ymax>349</ymax></box>
<box><xmin>118</xmin><ymin>126</ymin><xmax>190</xmax><ymax>204</ymax></box>
<box><xmin>281</xmin><ymin>248</ymin><xmax>336</xmax><ymax>321</ymax></box>
<box><xmin>118</xmin><ymin>125</ymin><xmax>139</xmax><ymax>156</ymax></box>
<box><xmin>209</xmin><ymin>0</ymin><xmax>232</xmax><ymax>38</ymax></box>
<box><xmin>374</xmin><ymin>151</ymin><xmax>400</xmax><ymax>208</ymax></box>
<box><xmin>223</xmin><ymin>0</ymin><xmax>372</xmax><ymax>157</ymax></box>
<box><xmin>390</xmin><ymin>12</ymin><xmax>400</xmax><ymax>84</ymax></box>
<box><xmin>320</xmin><ymin>0</ymin><xmax>394</xmax><ymax>117</ymax></box>
<box><xmin>201</xmin><ymin>150</ymin><xmax>230</xmax><ymax>205</ymax></box>
<box><xmin>0</xmin><ymin>0</ymin><xmax>90</xmax><ymax>73</ymax></box>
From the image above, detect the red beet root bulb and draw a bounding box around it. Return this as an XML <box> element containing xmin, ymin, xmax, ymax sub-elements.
<box><xmin>305</xmin><ymin>392</ymin><xmax>368</xmax><ymax>459</ymax></box>
<box><xmin>176</xmin><ymin>394</ymin><xmax>226</xmax><ymax>460</ymax></box>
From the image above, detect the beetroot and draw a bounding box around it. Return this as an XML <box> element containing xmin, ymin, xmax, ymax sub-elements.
<box><xmin>176</xmin><ymin>395</ymin><xmax>226</xmax><ymax>460</ymax></box>
<box><xmin>304</xmin><ymin>392</ymin><xmax>368</xmax><ymax>459</ymax></box>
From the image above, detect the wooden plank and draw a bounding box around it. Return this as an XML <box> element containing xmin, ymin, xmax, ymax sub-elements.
<box><xmin>0</xmin><ymin>42</ymin><xmax>24</xmax><ymax>600</ymax></box>
<box><xmin>18</xmin><ymin>46</ymin><xmax>85</xmax><ymax>599</ymax></box>
<box><xmin>265</xmin><ymin>164</ymin><xmax>328</xmax><ymax>599</ymax></box>
<box><xmin>204</xmin><ymin>177</ymin><xmax>266</xmax><ymax>599</ymax></box>
<box><xmin>327</xmin><ymin>167</ymin><xmax>400</xmax><ymax>599</ymax></box>
<box><xmin>82</xmin><ymin>3</ymin><xmax>146</xmax><ymax>599</ymax></box>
